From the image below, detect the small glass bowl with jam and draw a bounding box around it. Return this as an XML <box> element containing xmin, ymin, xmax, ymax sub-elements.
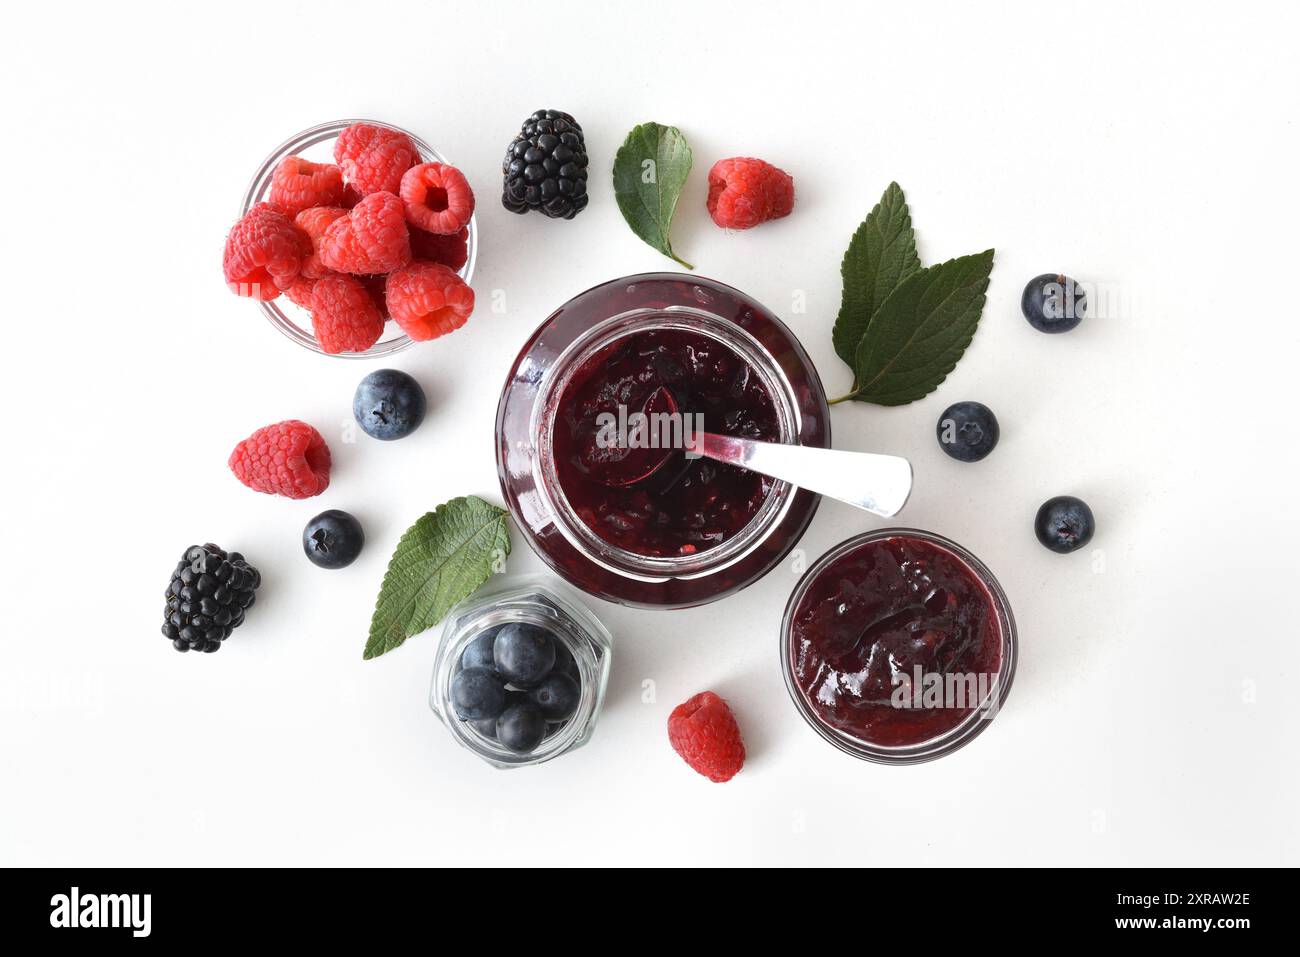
<box><xmin>782</xmin><ymin>529</ymin><xmax>1017</xmax><ymax>764</ymax></box>
<box><xmin>496</xmin><ymin>273</ymin><xmax>830</xmax><ymax>608</ymax></box>
<box><xmin>429</xmin><ymin>576</ymin><xmax>612</xmax><ymax>770</ymax></box>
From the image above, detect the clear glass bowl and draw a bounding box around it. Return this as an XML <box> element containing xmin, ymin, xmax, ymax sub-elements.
<box><xmin>429</xmin><ymin>576</ymin><xmax>613</xmax><ymax>770</ymax></box>
<box><xmin>239</xmin><ymin>118</ymin><xmax>478</xmax><ymax>359</ymax></box>
<box><xmin>781</xmin><ymin>528</ymin><xmax>1017</xmax><ymax>765</ymax></box>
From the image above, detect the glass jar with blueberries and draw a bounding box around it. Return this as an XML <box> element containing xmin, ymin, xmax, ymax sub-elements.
<box><xmin>429</xmin><ymin>576</ymin><xmax>612</xmax><ymax>769</ymax></box>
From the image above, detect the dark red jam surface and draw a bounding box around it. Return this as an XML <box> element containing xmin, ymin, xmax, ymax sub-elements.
<box><xmin>552</xmin><ymin>327</ymin><xmax>780</xmax><ymax>557</ymax></box>
<box><xmin>790</xmin><ymin>535</ymin><xmax>1003</xmax><ymax>747</ymax></box>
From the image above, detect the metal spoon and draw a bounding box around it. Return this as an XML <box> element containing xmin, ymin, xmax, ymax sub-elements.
<box><xmin>597</xmin><ymin>387</ymin><xmax>914</xmax><ymax>518</ymax></box>
<box><xmin>689</xmin><ymin>431</ymin><xmax>913</xmax><ymax>518</ymax></box>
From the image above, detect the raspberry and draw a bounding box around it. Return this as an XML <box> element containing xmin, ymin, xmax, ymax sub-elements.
<box><xmin>334</xmin><ymin>123</ymin><xmax>419</xmax><ymax>196</ymax></box>
<box><xmin>222</xmin><ymin>203</ymin><xmax>309</xmax><ymax>300</ymax></box>
<box><xmin>309</xmin><ymin>274</ymin><xmax>384</xmax><ymax>354</ymax></box>
<box><xmin>318</xmin><ymin>192</ymin><xmax>411</xmax><ymax>275</ymax></box>
<box><xmin>357</xmin><ymin>273</ymin><xmax>390</xmax><ymax>319</ymax></box>
<box><xmin>706</xmin><ymin>157</ymin><xmax>794</xmax><ymax>230</ymax></box>
<box><xmin>385</xmin><ymin>261</ymin><xmax>474</xmax><ymax>341</ymax></box>
<box><xmin>409</xmin><ymin>226</ymin><xmax>469</xmax><ymax>272</ymax></box>
<box><xmin>229</xmin><ymin>420</ymin><xmax>331</xmax><ymax>499</ymax></box>
<box><xmin>269</xmin><ymin>156</ymin><xmax>344</xmax><ymax>215</ymax></box>
<box><xmin>667</xmin><ymin>691</ymin><xmax>745</xmax><ymax>782</ymax></box>
<box><xmin>294</xmin><ymin>206</ymin><xmax>348</xmax><ymax>279</ymax></box>
<box><xmin>400</xmin><ymin>163</ymin><xmax>474</xmax><ymax>234</ymax></box>
<box><xmin>277</xmin><ymin>276</ymin><xmax>317</xmax><ymax>309</ymax></box>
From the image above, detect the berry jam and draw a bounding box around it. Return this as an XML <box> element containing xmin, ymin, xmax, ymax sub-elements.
<box><xmin>552</xmin><ymin>328</ymin><xmax>781</xmax><ymax>557</ymax></box>
<box><xmin>788</xmin><ymin>534</ymin><xmax>1004</xmax><ymax>748</ymax></box>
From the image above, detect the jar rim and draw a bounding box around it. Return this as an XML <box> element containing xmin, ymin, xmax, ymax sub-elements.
<box><xmin>532</xmin><ymin>305</ymin><xmax>802</xmax><ymax>582</ymax></box>
<box><xmin>780</xmin><ymin>528</ymin><xmax>1018</xmax><ymax>765</ymax></box>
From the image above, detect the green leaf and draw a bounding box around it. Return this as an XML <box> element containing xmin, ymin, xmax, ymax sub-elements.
<box><xmin>364</xmin><ymin>496</ymin><xmax>511</xmax><ymax>660</ymax></box>
<box><xmin>832</xmin><ymin>182</ymin><xmax>921</xmax><ymax>375</ymax></box>
<box><xmin>836</xmin><ymin>249</ymin><xmax>995</xmax><ymax>406</ymax></box>
<box><xmin>612</xmin><ymin>122</ymin><xmax>694</xmax><ymax>269</ymax></box>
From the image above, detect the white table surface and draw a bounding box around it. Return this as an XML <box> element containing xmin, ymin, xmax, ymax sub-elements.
<box><xmin>2</xmin><ymin>0</ymin><xmax>1297</xmax><ymax>867</ymax></box>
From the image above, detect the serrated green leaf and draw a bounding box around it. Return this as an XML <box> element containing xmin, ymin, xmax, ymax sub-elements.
<box><xmin>832</xmin><ymin>182</ymin><xmax>921</xmax><ymax>375</ymax></box>
<box><xmin>612</xmin><ymin>122</ymin><xmax>694</xmax><ymax>268</ymax></box>
<box><xmin>364</xmin><ymin>496</ymin><xmax>510</xmax><ymax>660</ymax></box>
<box><xmin>838</xmin><ymin>249</ymin><xmax>995</xmax><ymax>406</ymax></box>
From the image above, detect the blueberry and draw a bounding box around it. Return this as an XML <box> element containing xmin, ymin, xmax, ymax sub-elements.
<box><xmin>530</xmin><ymin>672</ymin><xmax>580</xmax><ymax>722</ymax></box>
<box><xmin>473</xmin><ymin>689</ymin><xmax>528</xmax><ymax>735</ymax></box>
<box><xmin>302</xmin><ymin>509</ymin><xmax>365</xmax><ymax>569</ymax></box>
<box><xmin>936</xmin><ymin>401</ymin><xmax>1000</xmax><ymax>462</ymax></box>
<box><xmin>461</xmin><ymin>627</ymin><xmax>502</xmax><ymax>672</ymax></box>
<box><xmin>451</xmin><ymin>667</ymin><xmax>507</xmax><ymax>721</ymax></box>
<box><xmin>353</xmin><ymin>369</ymin><xmax>427</xmax><ymax>441</ymax></box>
<box><xmin>552</xmin><ymin>640</ymin><xmax>579</xmax><ymax>680</ymax></box>
<box><xmin>493</xmin><ymin>623</ymin><xmax>555</xmax><ymax>688</ymax></box>
<box><xmin>1035</xmin><ymin>495</ymin><xmax>1096</xmax><ymax>553</ymax></box>
<box><xmin>1022</xmin><ymin>273</ymin><xmax>1087</xmax><ymax>333</ymax></box>
<box><xmin>495</xmin><ymin>701</ymin><xmax>547</xmax><ymax>753</ymax></box>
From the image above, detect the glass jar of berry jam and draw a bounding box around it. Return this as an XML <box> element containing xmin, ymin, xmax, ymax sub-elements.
<box><xmin>781</xmin><ymin>529</ymin><xmax>1016</xmax><ymax>764</ymax></box>
<box><xmin>497</xmin><ymin>273</ymin><xmax>830</xmax><ymax>608</ymax></box>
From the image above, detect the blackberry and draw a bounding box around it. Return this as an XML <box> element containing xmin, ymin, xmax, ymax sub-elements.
<box><xmin>160</xmin><ymin>544</ymin><xmax>259</xmax><ymax>653</ymax></box>
<box><xmin>502</xmin><ymin>109</ymin><xmax>589</xmax><ymax>219</ymax></box>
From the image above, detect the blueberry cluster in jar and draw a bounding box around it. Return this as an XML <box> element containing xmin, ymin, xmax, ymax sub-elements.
<box><xmin>450</xmin><ymin>622</ymin><xmax>582</xmax><ymax>753</ymax></box>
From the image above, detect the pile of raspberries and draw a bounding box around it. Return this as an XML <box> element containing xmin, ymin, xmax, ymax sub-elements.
<box><xmin>222</xmin><ymin>122</ymin><xmax>475</xmax><ymax>354</ymax></box>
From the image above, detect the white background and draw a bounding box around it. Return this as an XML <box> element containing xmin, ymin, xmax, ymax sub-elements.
<box><xmin>2</xmin><ymin>1</ymin><xmax>1297</xmax><ymax>867</ymax></box>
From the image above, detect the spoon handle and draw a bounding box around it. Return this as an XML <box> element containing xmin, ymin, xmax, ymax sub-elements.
<box><xmin>696</xmin><ymin>433</ymin><xmax>913</xmax><ymax>517</ymax></box>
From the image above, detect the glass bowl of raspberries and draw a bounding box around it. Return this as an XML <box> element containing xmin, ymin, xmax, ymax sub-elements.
<box><xmin>230</xmin><ymin>118</ymin><xmax>477</xmax><ymax>358</ymax></box>
<box><xmin>429</xmin><ymin>576</ymin><xmax>613</xmax><ymax>770</ymax></box>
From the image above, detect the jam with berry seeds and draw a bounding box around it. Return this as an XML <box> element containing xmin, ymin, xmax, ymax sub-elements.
<box><xmin>497</xmin><ymin>273</ymin><xmax>830</xmax><ymax>608</ymax></box>
<box><xmin>782</xmin><ymin>530</ymin><xmax>1016</xmax><ymax>762</ymax></box>
<box><xmin>551</xmin><ymin>328</ymin><xmax>781</xmax><ymax>557</ymax></box>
